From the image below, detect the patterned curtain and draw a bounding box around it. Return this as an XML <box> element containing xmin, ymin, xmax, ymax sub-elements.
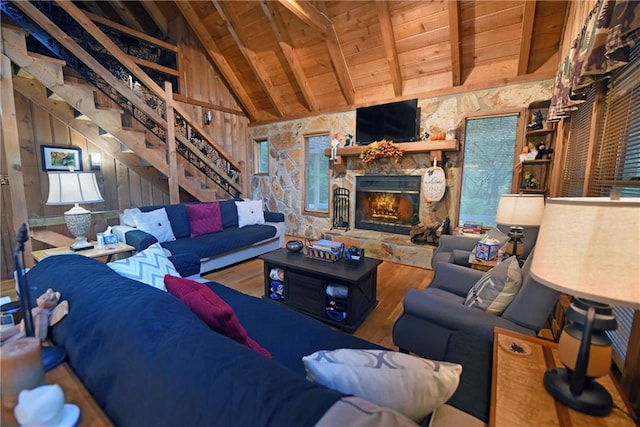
<box><xmin>548</xmin><ymin>0</ymin><xmax>640</xmax><ymax>121</ymax></box>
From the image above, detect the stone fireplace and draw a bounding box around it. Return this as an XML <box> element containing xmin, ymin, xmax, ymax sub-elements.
<box><xmin>355</xmin><ymin>175</ymin><xmax>421</xmax><ymax>235</ymax></box>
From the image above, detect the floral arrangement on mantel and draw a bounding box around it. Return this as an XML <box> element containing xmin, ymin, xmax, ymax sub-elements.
<box><xmin>359</xmin><ymin>139</ymin><xmax>404</xmax><ymax>163</ymax></box>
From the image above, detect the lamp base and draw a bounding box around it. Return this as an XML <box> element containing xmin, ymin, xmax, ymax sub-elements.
<box><xmin>70</xmin><ymin>238</ymin><xmax>93</xmax><ymax>252</ymax></box>
<box><xmin>544</xmin><ymin>368</ymin><xmax>613</xmax><ymax>416</ymax></box>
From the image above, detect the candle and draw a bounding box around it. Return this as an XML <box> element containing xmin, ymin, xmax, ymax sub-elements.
<box><xmin>1</xmin><ymin>337</ymin><xmax>45</xmax><ymax>409</ymax></box>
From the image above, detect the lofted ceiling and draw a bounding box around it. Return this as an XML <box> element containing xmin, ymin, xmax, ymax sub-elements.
<box><xmin>74</xmin><ymin>1</ymin><xmax>570</xmax><ymax>124</ymax></box>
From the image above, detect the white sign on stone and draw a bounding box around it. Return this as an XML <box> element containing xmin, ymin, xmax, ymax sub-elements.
<box><xmin>423</xmin><ymin>165</ymin><xmax>446</xmax><ymax>202</ymax></box>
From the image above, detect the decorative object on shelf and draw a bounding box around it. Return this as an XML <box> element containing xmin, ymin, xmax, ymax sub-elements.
<box><xmin>46</xmin><ymin>170</ymin><xmax>104</xmax><ymax>251</ymax></box>
<box><xmin>344</xmin><ymin>134</ymin><xmax>353</xmax><ymax>147</ymax></box>
<box><xmin>285</xmin><ymin>240</ymin><xmax>303</xmax><ymax>253</ymax></box>
<box><xmin>535</xmin><ymin>143</ymin><xmax>554</xmax><ymax>160</ymax></box>
<box><xmin>329</xmin><ymin>133</ymin><xmax>340</xmax><ymax>161</ymax></box>
<box><xmin>527</xmin><ymin>110</ymin><xmax>544</xmax><ymax>130</ymax></box>
<box><xmin>423</xmin><ymin>158</ymin><xmax>446</xmax><ymax>202</ymax></box>
<box><xmin>522</xmin><ymin>173</ymin><xmax>538</xmax><ymax>189</ymax></box>
<box><xmin>359</xmin><ymin>139</ymin><xmax>403</xmax><ymax>163</ymax></box>
<box><xmin>204</xmin><ymin>110</ymin><xmax>212</xmax><ymax>126</ymax></box>
<box><xmin>530</xmin><ymin>196</ymin><xmax>640</xmax><ymax>416</ymax></box>
<box><xmin>430</xmin><ymin>131</ymin><xmax>446</xmax><ymax>141</ymax></box>
<box><xmin>446</xmin><ymin>123</ymin><xmax>457</xmax><ymax>140</ymax></box>
<box><xmin>40</xmin><ymin>145</ymin><xmax>83</xmax><ymax>172</ymax></box>
<box><xmin>495</xmin><ymin>194</ymin><xmax>545</xmax><ymax>257</ymax></box>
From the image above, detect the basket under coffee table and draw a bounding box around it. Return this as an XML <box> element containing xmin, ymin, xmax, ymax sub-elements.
<box><xmin>259</xmin><ymin>248</ymin><xmax>382</xmax><ymax>333</ymax></box>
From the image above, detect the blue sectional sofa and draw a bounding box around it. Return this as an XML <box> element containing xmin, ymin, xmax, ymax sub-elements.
<box><xmin>113</xmin><ymin>200</ymin><xmax>285</xmax><ymax>274</ymax></box>
<box><xmin>26</xmin><ymin>255</ymin><xmax>419</xmax><ymax>427</ymax></box>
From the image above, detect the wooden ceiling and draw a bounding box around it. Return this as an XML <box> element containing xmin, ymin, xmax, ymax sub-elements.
<box><xmin>75</xmin><ymin>1</ymin><xmax>569</xmax><ymax>124</ymax></box>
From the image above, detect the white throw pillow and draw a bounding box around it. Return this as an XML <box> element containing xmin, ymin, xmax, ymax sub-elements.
<box><xmin>235</xmin><ymin>200</ymin><xmax>265</xmax><ymax>228</ymax></box>
<box><xmin>302</xmin><ymin>349</ymin><xmax>462</xmax><ymax>422</ymax></box>
<box><xmin>120</xmin><ymin>208</ymin><xmax>142</xmax><ymax>227</ymax></box>
<box><xmin>133</xmin><ymin>208</ymin><xmax>176</xmax><ymax>243</ymax></box>
<box><xmin>107</xmin><ymin>243</ymin><xmax>179</xmax><ymax>291</ymax></box>
<box><xmin>464</xmin><ymin>255</ymin><xmax>522</xmax><ymax>315</ymax></box>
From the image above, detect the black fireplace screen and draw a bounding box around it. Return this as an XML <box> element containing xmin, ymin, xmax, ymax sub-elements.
<box><xmin>355</xmin><ymin>175</ymin><xmax>421</xmax><ymax>235</ymax></box>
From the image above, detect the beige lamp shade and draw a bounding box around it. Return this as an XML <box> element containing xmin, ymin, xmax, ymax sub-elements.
<box><xmin>46</xmin><ymin>172</ymin><xmax>103</xmax><ymax>205</ymax></box>
<box><xmin>530</xmin><ymin>197</ymin><xmax>640</xmax><ymax>309</ymax></box>
<box><xmin>495</xmin><ymin>194</ymin><xmax>545</xmax><ymax>226</ymax></box>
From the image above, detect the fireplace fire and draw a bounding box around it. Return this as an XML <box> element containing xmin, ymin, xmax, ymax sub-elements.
<box><xmin>355</xmin><ymin>175</ymin><xmax>421</xmax><ymax>235</ymax></box>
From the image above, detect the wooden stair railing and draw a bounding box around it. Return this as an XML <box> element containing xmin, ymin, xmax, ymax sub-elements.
<box><xmin>2</xmin><ymin>0</ymin><xmax>242</xmax><ymax>199</ymax></box>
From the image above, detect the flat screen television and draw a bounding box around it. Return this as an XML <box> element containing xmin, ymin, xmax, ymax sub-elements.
<box><xmin>356</xmin><ymin>99</ymin><xmax>419</xmax><ymax>145</ymax></box>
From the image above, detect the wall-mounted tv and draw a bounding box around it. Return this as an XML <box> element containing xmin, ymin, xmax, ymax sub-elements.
<box><xmin>356</xmin><ymin>99</ymin><xmax>419</xmax><ymax>145</ymax></box>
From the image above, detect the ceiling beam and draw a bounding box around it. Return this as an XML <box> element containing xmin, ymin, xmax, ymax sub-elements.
<box><xmin>108</xmin><ymin>0</ymin><xmax>146</xmax><ymax>33</ymax></box>
<box><xmin>315</xmin><ymin>2</ymin><xmax>355</xmax><ymax>106</ymax></box>
<box><xmin>212</xmin><ymin>0</ymin><xmax>285</xmax><ymax>118</ymax></box>
<box><xmin>174</xmin><ymin>0</ymin><xmax>259</xmax><ymax>121</ymax></box>
<box><xmin>518</xmin><ymin>0</ymin><xmax>536</xmax><ymax>76</ymax></box>
<box><xmin>448</xmin><ymin>1</ymin><xmax>462</xmax><ymax>87</ymax></box>
<box><xmin>277</xmin><ymin>0</ymin><xmax>329</xmax><ymax>35</ymax></box>
<box><xmin>260</xmin><ymin>1</ymin><xmax>318</xmax><ymax>112</ymax></box>
<box><xmin>376</xmin><ymin>1</ymin><xmax>402</xmax><ymax>97</ymax></box>
<box><xmin>139</xmin><ymin>1</ymin><xmax>169</xmax><ymax>37</ymax></box>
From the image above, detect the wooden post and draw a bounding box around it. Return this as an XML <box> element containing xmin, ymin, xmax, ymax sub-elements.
<box><xmin>1</xmin><ymin>48</ymin><xmax>33</xmax><ymax>264</ymax></box>
<box><xmin>164</xmin><ymin>81</ymin><xmax>179</xmax><ymax>204</ymax></box>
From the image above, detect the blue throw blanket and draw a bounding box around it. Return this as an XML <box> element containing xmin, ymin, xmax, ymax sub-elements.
<box><xmin>25</xmin><ymin>255</ymin><xmax>381</xmax><ymax>427</ymax></box>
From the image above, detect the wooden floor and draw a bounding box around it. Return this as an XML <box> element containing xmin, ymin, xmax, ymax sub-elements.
<box><xmin>203</xmin><ymin>254</ymin><xmax>434</xmax><ymax>349</ymax></box>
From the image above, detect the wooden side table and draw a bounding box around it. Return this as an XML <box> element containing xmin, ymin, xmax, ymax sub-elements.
<box><xmin>468</xmin><ymin>253</ymin><xmax>498</xmax><ymax>272</ymax></box>
<box><xmin>32</xmin><ymin>242</ymin><xmax>134</xmax><ymax>263</ymax></box>
<box><xmin>490</xmin><ymin>327</ymin><xmax>636</xmax><ymax>426</ymax></box>
<box><xmin>1</xmin><ymin>361</ymin><xmax>113</xmax><ymax>426</ymax></box>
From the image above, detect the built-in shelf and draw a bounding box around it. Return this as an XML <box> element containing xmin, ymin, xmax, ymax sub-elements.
<box><xmin>521</xmin><ymin>159</ymin><xmax>552</xmax><ymax>165</ymax></box>
<box><xmin>525</xmin><ymin>129</ymin><xmax>555</xmax><ymax>137</ymax></box>
<box><xmin>324</xmin><ymin>140</ymin><xmax>459</xmax><ymax>173</ymax></box>
<box><xmin>323</xmin><ymin>140</ymin><xmax>458</xmax><ymax>158</ymax></box>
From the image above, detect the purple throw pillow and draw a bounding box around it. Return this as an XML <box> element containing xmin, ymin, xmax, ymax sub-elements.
<box><xmin>186</xmin><ymin>203</ymin><xmax>223</xmax><ymax>238</ymax></box>
<box><xmin>164</xmin><ymin>275</ymin><xmax>272</xmax><ymax>358</ymax></box>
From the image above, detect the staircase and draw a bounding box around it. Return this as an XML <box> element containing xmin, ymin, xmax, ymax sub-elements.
<box><xmin>1</xmin><ymin>1</ymin><xmax>243</xmax><ymax>201</ymax></box>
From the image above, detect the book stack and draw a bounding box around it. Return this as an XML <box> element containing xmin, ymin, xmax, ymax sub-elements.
<box><xmin>461</xmin><ymin>222</ymin><xmax>483</xmax><ymax>234</ymax></box>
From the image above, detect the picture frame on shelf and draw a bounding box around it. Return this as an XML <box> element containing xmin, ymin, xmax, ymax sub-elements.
<box><xmin>40</xmin><ymin>145</ymin><xmax>83</xmax><ymax>171</ymax></box>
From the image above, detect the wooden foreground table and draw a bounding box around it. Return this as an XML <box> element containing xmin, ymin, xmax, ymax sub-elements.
<box><xmin>490</xmin><ymin>327</ymin><xmax>636</xmax><ymax>426</ymax></box>
<box><xmin>1</xmin><ymin>360</ymin><xmax>113</xmax><ymax>426</ymax></box>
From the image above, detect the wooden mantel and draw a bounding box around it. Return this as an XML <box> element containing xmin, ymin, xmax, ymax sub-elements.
<box><xmin>324</xmin><ymin>140</ymin><xmax>459</xmax><ymax>173</ymax></box>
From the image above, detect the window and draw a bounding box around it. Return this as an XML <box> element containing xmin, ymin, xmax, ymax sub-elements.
<box><xmin>304</xmin><ymin>134</ymin><xmax>329</xmax><ymax>214</ymax></box>
<box><xmin>590</xmin><ymin>43</ymin><xmax>640</xmax><ymax>368</ymax></box>
<box><xmin>458</xmin><ymin>114</ymin><xmax>520</xmax><ymax>226</ymax></box>
<box><xmin>254</xmin><ymin>140</ymin><xmax>269</xmax><ymax>175</ymax></box>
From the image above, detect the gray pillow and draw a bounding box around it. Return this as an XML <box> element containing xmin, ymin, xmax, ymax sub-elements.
<box><xmin>464</xmin><ymin>256</ymin><xmax>522</xmax><ymax>315</ymax></box>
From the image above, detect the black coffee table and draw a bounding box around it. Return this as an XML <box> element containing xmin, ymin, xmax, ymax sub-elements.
<box><xmin>259</xmin><ymin>248</ymin><xmax>382</xmax><ymax>333</ymax></box>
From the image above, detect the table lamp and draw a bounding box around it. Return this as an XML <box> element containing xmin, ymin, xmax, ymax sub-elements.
<box><xmin>530</xmin><ymin>196</ymin><xmax>640</xmax><ymax>416</ymax></box>
<box><xmin>46</xmin><ymin>171</ymin><xmax>104</xmax><ymax>251</ymax></box>
<box><xmin>495</xmin><ymin>194</ymin><xmax>545</xmax><ymax>256</ymax></box>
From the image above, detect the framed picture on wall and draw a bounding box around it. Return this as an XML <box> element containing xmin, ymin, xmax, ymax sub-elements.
<box><xmin>41</xmin><ymin>145</ymin><xmax>83</xmax><ymax>171</ymax></box>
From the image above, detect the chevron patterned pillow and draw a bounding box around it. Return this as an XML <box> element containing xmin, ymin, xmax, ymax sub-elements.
<box><xmin>107</xmin><ymin>243</ymin><xmax>179</xmax><ymax>291</ymax></box>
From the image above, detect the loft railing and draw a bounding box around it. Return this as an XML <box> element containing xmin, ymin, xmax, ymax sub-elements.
<box><xmin>1</xmin><ymin>0</ymin><xmax>242</xmax><ymax>198</ymax></box>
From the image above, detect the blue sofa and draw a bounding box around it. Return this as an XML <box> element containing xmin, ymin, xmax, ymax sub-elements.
<box><xmin>25</xmin><ymin>255</ymin><xmax>420</xmax><ymax>427</ymax></box>
<box><xmin>113</xmin><ymin>200</ymin><xmax>285</xmax><ymax>274</ymax></box>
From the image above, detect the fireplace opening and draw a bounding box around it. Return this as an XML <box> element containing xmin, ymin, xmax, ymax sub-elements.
<box><xmin>355</xmin><ymin>175</ymin><xmax>421</xmax><ymax>235</ymax></box>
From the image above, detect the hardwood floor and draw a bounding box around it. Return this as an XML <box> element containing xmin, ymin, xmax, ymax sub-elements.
<box><xmin>203</xmin><ymin>252</ymin><xmax>434</xmax><ymax>349</ymax></box>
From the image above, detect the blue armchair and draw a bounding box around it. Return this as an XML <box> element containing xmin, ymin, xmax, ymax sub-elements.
<box><xmin>431</xmin><ymin>225</ymin><xmax>540</xmax><ymax>268</ymax></box>
<box><xmin>392</xmin><ymin>253</ymin><xmax>558</xmax><ymax>421</ymax></box>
